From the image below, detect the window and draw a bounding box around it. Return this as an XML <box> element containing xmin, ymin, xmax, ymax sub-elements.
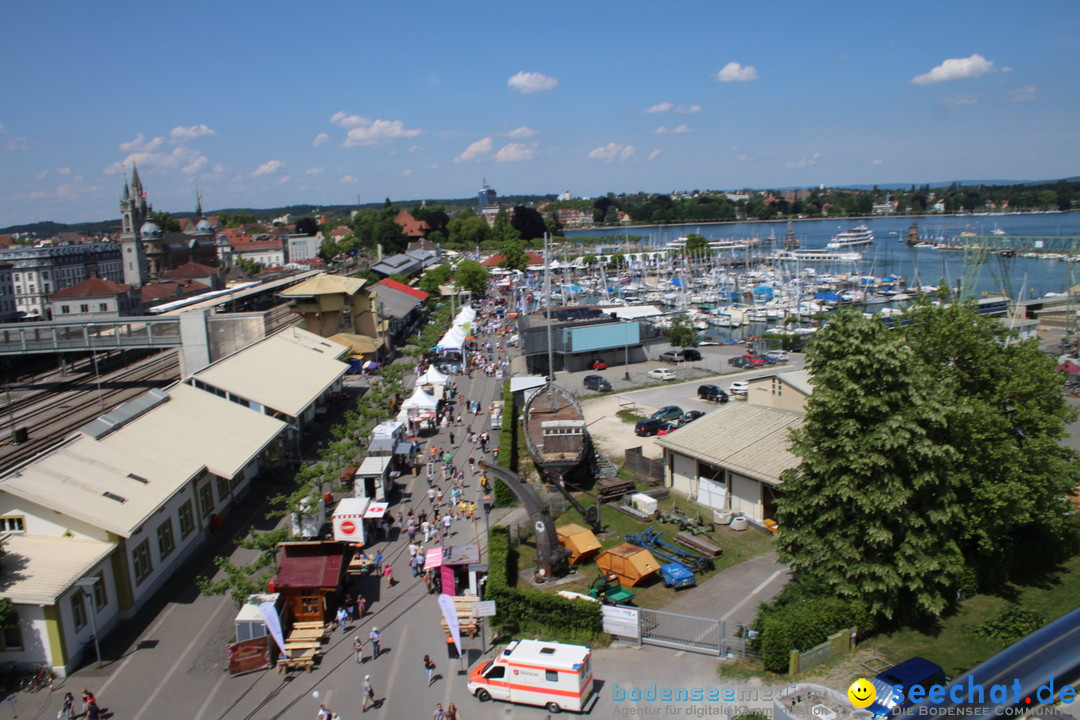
<box><xmin>0</xmin><ymin>614</ymin><xmax>23</xmax><ymax>651</ymax></box>
<box><xmin>80</xmin><ymin>304</ymin><xmax>89</xmax><ymax>313</ymax></box>
<box><xmin>92</xmin><ymin>572</ymin><xmax>107</xmax><ymax>610</ymax></box>
<box><xmin>216</xmin><ymin>476</ymin><xmax>230</xmax><ymax>503</ymax></box>
<box><xmin>71</xmin><ymin>591</ymin><xmax>87</xmax><ymax>631</ymax></box>
<box><xmin>178</xmin><ymin>500</ymin><xmax>195</xmax><ymax>539</ymax></box>
<box><xmin>198</xmin><ymin>482</ymin><xmax>214</xmax><ymax>518</ymax></box>
<box><xmin>132</xmin><ymin>539</ymin><xmax>153</xmax><ymax>585</ymax></box>
<box><xmin>545</xmin><ymin>670</ymin><xmax>559</xmax><ymax>682</ymax></box>
<box><xmin>61</xmin><ymin>305</ymin><xmax>70</xmax><ymax>314</ymax></box>
<box><xmin>98</xmin><ymin>303</ymin><xmax>107</xmax><ymax>312</ymax></box>
<box><xmin>0</xmin><ymin>516</ymin><xmax>25</xmax><ymax>533</ymax></box>
<box><xmin>157</xmin><ymin>518</ymin><xmax>175</xmax><ymax>560</ymax></box>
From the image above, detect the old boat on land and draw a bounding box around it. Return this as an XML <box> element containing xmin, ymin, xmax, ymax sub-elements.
<box><xmin>522</xmin><ymin>383</ymin><xmax>589</xmax><ymax>479</ymax></box>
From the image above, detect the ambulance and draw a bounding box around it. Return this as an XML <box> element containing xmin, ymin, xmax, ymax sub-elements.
<box><xmin>467</xmin><ymin>639</ymin><xmax>596</xmax><ymax>713</ymax></box>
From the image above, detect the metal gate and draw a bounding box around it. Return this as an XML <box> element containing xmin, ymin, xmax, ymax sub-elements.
<box><xmin>638</xmin><ymin>607</ymin><xmax>723</xmax><ymax>655</ymax></box>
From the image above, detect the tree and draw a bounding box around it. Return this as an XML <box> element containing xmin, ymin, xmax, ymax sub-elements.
<box><xmin>318</xmin><ymin>238</ymin><xmax>339</xmax><ymax>262</ymax></box>
<box><xmin>149</xmin><ymin>211</ymin><xmax>180</xmax><ymax>233</ymax></box>
<box><xmin>224</xmin><ymin>210</ymin><xmax>258</xmax><ymax>228</ymax></box>
<box><xmin>499</xmin><ymin>240</ymin><xmax>529</xmax><ymax>271</ymax></box>
<box><xmin>510</xmin><ymin>206</ymin><xmax>547</xmax><ymax>242</ymax></box>
<box><xmin>777</xmin><ymin>308</ymin><xmax>965</xmax><ymax>624</ymax></box>
<box><xmin>454</xmin><ymin>259</ymin><xmax>489</xmax><ymax>295</ymax></box>
<box><xmin>446</xmin><ymin>213</ymin><xmax>489</xmax><ymax>249</ymax></box>
<box><xmin>684</xmin><ymin>233</ymin><xmax>708</xmax><ymax>255</ymax></box>
<box><xmin>235</xmin><ymin>256</ymin><xmax>260</xmax><ymax>275</ymax></box>
<box><xmin>666</xmin><ymin>313</ymin><xmax>697</xmax><ymax>348</ymax></box>
<box><xmin>295</xmin><ymin>217</ymin><xmax>319</xmax><ymax>236</ymax></box>
<box><xmin>418</xmin><ymin>264</ymin><xmax>453</xmax><ymax>296</ymax></box>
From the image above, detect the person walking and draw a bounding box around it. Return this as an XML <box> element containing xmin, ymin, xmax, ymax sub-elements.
<box><xmin>356</xmin><ymin>594</ymin><xmax>367</xmax><ymax>619</ymax></box>
<box><xmin>424</xmin><ymin>654</ymin><xmax>437</xmax><ymax>685</ymax></box>
<box><xmin>60</xmin><ymin>692</ymin><xmax>75</xmax><ymax>720</ymax></box>
<box><xmin>383</xmin><ymin>562</ymin><xmax>396</xmax><ymax>587</ymax></box>
<box><xmin>361</xmin><ymin>675</ymin><xmax>374</xmax><ymax>712</ymax></box>
<box><xmin>449</xmin><ymin>430</ymin><xmax>455</xmax><ymax>445</ymax></box>
<box><xmin>442</xmin><ymin>513</ymin><xmax>453</xmax><ymax>540</ymax></box>
<box><xmin>81</xmin><ymin>690</ymin><xmax>96</xmax><ymax>717</ymax></box>
<box><xmin>432</xmin><ymin>702</ymin><xmax>446</xmax><ymax>720</ymax></box>
<box><xmin>318</xmin><ymin>704</ymin><xmax>335</xmax><ymax>720</ymax></box>
<box><xmin>374</xmin><ymin>551</ymin><xmax>383</xmax><ymax>573</ymax></box>
<box><xmin>353</xmin><ymin>636</ymin><xmax>364</xmax><ymax>663</ymax></box>
<box><xmin>369</xmin><ymin>627</ymin><xmax>381</xmax><ymax>659</ymax></box>
<box><xmin>422</xmin><ymin>518</ymin><xmax>432</xmax><ymax>542</ymax></box>
<box><xmin>445</xmin><ymin>702</ymin><xmax>459</xmax><ymax>720</ymax></box>
<box><xmin>336</xmin><ymin>606</ymin><xmax>349</xmax><ymax>635</ymax></box>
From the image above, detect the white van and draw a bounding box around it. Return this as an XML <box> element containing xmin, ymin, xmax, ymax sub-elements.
<box><xmin>467</xmin><ymin>639</ymin><xmax>596</xmax><ymax>713</ymax></box>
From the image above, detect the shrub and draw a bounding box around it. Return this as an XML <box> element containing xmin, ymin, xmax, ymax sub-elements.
<box><xmin>753</xmin><ymin>596</ymin><xmax>868</xmax><ymax>673</ymax></box>
<box><xmin>966</xmin><ymin>604</ymin><xmax>1048</xmax><ymax>646</ymax></box>
<box><xmin>494</xmin><ymin>381</ymin><xmax>517</xmax><ymax>507</ymax></box>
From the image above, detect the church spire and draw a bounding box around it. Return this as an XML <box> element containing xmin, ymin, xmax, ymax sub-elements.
<box><xmin>195</xmin><ymin>184</ymin><xmax>203</xmax><ymax>218</ymax></box>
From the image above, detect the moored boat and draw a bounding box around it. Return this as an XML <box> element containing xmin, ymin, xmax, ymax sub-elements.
<box><xmin>826</xmin><ymin>225</ymin><xmax>874</xmax><ymax>248</ymax></box>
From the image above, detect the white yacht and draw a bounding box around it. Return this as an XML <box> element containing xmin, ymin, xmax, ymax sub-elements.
<box><xmin>826</xmin><ymin>225</ymin><xmax>874</xmax><ymax>248</ymax></box>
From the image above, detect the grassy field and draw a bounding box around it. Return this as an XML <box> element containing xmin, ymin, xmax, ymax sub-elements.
<box><xmin>510</xmin><ymin>487</ymin><xmax>776</xmax><ymax>609</ymax></box>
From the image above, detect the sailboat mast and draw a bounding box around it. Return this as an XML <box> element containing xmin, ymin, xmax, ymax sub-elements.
<box><xmin>544</xmin><ymin>234</ymin><xmax>556</xmax><ymax>391</ymax></box>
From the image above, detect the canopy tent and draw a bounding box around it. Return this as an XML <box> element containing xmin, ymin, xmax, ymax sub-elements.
<box><xmin>400</xmin><ymin>388</ymin><xmax>439</xmax><ymax>411</ymax></box>
<box><xmin>453</xmin><ymin>307</ymin><xmax>476</xmax><ymax>326</ymax></box>
<box><xmin>435</xmin><ymin>325</ymin><xmax>466</xmax><ymax>351</ymax></box>
<box><xmin>417</xmin><ymin>366</ymin><xmax>450</xmax><ymax>386</ymax></box>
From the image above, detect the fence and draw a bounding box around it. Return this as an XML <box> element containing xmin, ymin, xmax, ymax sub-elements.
<box><xmin>789</xmin><ymin>628</ymin><xmax>855</xmax><ymax>675</ymax></box>
<box><xmin>603</xmin><ymin>605</ymin><xmax>758</xmax><ymax>659</ymax></box>
<box><xmin>624</xmin><ymin>446</ymin><xmax>665</xmax><ymax>484</ymax></box>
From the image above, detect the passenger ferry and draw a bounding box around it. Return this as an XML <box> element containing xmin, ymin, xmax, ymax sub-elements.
<box><xmin>826</xmin><ymin>225</ymin><xmax>874</xmax><ymax>248</ymax></box>
<box><xmin>667</xmin><ymin>235</ymin><xmax>754</xmax><ymax>252</ymax></box>
<box><xmin>769</xmin><ymin>248</ymin><xmax>863</xmax><ymax>263</ymax></box>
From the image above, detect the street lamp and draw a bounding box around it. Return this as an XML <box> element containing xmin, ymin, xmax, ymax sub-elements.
<box><xmin>623</xmin><ymin>320</ymin><xmax>631</xmax><ymax>381</ymax></box>
<box><xmin>73</xmin><ymin>578</ymin><xmax>102</xmax><ymax>668</ymax></box>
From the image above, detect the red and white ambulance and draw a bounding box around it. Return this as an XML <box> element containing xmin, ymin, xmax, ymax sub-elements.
<box><xmin>467</xmin><ymin>639</ymin><xmax>596</xmax><ymax>713</ymax></box>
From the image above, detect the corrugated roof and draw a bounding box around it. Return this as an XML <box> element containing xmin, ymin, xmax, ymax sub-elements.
<box><xmin>275</xmin><ymin>543</ymin><xmax>344</xmax><ymax>588</ymax></box>
<box><xmin>656</xmin><ymin>403</ymin><xmax>802</xmax><ymax>486</ymax></box>
<box><xmin>370</xmin><ymin>282</ymin><xmax>424</xmax><ymax>320</ymax></box>
<box><xmin>0</xmin><ymin>535</ymin><xmax>116</xmax><ymax>604</ymax></box>
<box><xmin>0</xmin><ymin>383</ymin><xmax>286</xmax><ymax>537</ymax></box>
<box><xmin>190</xmin><ymin>327</ymin><xmax>348</xmax><ymax>418</ymax></box>
<box><xmin>279</xmin><ymin>272</ymin><xmax>367</xmax><ymax>297</ymax></box>
<box><xmin>375</xmin><ymin>277</ymin><xmax>429</xmax><ymax>301</ymax></box>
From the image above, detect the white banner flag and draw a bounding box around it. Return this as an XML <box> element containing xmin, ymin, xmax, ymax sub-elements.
<box><xmin>437</xmin><ymin>593</ymin><xmax>462</xmax><ymax>656</ymax></box>
<box><xmin>259</xmin><ymin>602</ymin><xmax>286</xmax><ymax>653</ymax></box>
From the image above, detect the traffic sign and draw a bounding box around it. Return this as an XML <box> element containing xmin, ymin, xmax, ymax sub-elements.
<box><xmin>471</xmin><ymin>600</ymin><xmax>496</xmax><ymax>617</ymax></box>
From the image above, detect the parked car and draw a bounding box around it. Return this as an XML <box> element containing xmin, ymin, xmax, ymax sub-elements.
<box><xmin>651</xmin><ymin>405</ymin><xmax>684</xmax><ymax>421</ymax></box>
<box><xmin>728</xmin><ymin>380</ymin><xmax>749</xmax><ymax>396</ymax></box>
<box><xmin>655</xmin><ymin>422</ymin><xmax>679</xmax><ymax>436</ymax></box>
<box><xmin>867</xmin><ymin>657</ymin><xmax>947</xmax><ymax>720</ymax></box>
<box><xmin>698</xmin><ymin>384</ymin><xmax>729</xmax><ymax>403</ymax></box>
<box><xmin>583</xmin><ymin>374</ymin><xmax>612</xmax><ymax>392</ymax></box>
<box><xmin>681</xmin><ymin>348</ymin><xmax>702</xmax><ymax>361</ymax></box>
<box><xmin>678</xmin><ymin>410</ymin><xmax>705</xmax><ymax>425</ymax></box>
<box><xmin>764</xmin><ymin>350</ymin><xmax>789</xmax><ymax>363</ymax></box>
<box><xmin>647</xmin><ymin>368</ymin><xmax>677</xmax><ymax>381</ymax></box>
<box><xmin>659</xmin><ymin>350</ymin><xmax>684</xmax><ymax>363</ymax></box>
<box><xmin>634</xmin><ymin>418</ymin><xmax>668</xmax><ymax>436</ymax></box>
<box><xmin>741</xmin><ymin>354</ymin><xmax>766</xmax><ymax>367</ymax></box>
<box><xmin>728</xmin><ymin>356</ymin><xmax>755</xmax><ymax>369</ymax></box>
<box><xmin>588</xmin><ymin>359</ymin><xmax>608</xmax><ymax>370</ymax></box>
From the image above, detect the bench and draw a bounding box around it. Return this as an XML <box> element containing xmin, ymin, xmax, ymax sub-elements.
<box><xmin>292</xmin><ymin>621</ymin><xmax>326</xmax><ymax>630</ymax></box>
<box><xmin>284</xmin><ymin>641</ymin><xmax>323</xmax><ymax>651</ymax></box>
<box><xmin>674</xmin><ymin>531</ymin><xmax>723</xmax><ymax>558</ymax></box>
<box><xmin>277</xmin><ymin>648</ymin><xmax>318</xmax><ymax>673</ymax></box>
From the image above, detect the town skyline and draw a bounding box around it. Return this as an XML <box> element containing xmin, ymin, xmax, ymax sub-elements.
<box><xmin>1</xmin><ymin>0</ymin><xmax>1077</xmax><ymax>226</ymax></box>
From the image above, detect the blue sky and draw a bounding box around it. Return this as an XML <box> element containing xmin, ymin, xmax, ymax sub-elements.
<box><xmin>1</xmin><ymin>0</ymin><xmax>1077</xmax><ymax>226</ymax></box>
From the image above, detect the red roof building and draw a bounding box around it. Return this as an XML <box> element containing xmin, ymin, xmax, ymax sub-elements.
<box><xmin>393</xmin><ymin>210</ymin><xmax>430</xmax><ymax>239</ymax></box>
<box><xmin>274</xmin><ymin>542</ymin><xmax>345</xmax><ymax>622</ymax></box>
<box><xmin>375</xmin><ymin>277</ymin><xmax>430</xmax><ymax>301</ymax></box>
<box><xmin>480</xmin><ymin>251</ymin><xmax>543</xmax><ymax>268</ymax></box>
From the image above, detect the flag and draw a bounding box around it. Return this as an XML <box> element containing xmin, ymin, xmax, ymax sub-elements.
<box><xmin>437</xmin><ymin>593</ymin><xmax>462</xmax><ymax>656</ymax></box>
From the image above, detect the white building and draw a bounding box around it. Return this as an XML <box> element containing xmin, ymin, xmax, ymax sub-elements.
<box><xmin>0</xmin><ymin>244</ymin><xmax>123</xmax><ymax>319</ymax></box>
<box><xmin>287</xmin><ymin>233</ymin><xmax>322</xmax><ymax>263</ymax></box>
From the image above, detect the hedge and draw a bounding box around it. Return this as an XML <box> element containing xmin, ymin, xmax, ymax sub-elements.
<box><xmin>486</xmin><ymin>526</ymin><xmax>603</xmax><ymax>644</ymax></box>
<box><xmin>493</xmin><ymin>380</ymin><xmax>517</xmax><ymax>508</ymax></box>
<box><xmin>754</xmin><ymin>597</ymin><xmax>868</xmax><ymax>673</ymax></box>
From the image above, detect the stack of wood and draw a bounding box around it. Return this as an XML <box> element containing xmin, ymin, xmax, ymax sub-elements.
<box><xmin>438</xmin><ymin>596</ymin><xmax>482</xmax><ymax>639</ymax></box>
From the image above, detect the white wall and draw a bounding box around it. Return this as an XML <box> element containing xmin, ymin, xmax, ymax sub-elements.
<box><xmin>668</xmin><ymin>452</ymin><xmax>697</xmax><ymax>498</ymax></box>
<box><xmin>0</xmin><ymin>495</ymin><xmax>113</xmax><ymax>543</ymax></box>
<box><xmin>729</xmin><ymin>474</ymin><xmax>763</xmax><ymax>522</ymax></box>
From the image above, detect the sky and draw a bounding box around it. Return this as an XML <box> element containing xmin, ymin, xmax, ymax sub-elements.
<box><xmin>1</xmin><ymin>0</ymin><xmax>1078</xmax><ymax>227</ymax></box>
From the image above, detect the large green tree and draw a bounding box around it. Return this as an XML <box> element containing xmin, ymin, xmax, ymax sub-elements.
<box><xmin>777</xmin><ymin>308</ymin><xmax>965</xmax><ymax>624</ymax></box>
<box><xmin>454</xmin><ymin>259</ymin><xmax>490</xmax><ymax>295</ymax></box>
<box><xmin>149</xmin><ymin>210</ymin><xmax>181</xmax><ymax>233</ymax></box>
<box><xmin>418</xmin><ymin>264</ymin><xmax>453</xmax><ymax>296</ymax></box>
<box><xmin>666</xmin><ymin>313</ymin><xmax>697</xmax><ymax>348</ymax></box>
<box><xmin>499</xmin><ymin>240</ymin><xmax>529</xmax><ymax>272</ymax></box>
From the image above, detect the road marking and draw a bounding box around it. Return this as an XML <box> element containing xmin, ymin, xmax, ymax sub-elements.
<box><xmin>192</xmin><ymin>671</ymin><xmax>227</xmax><ymax>720</ymax></box>
<box><xmin>130</xmin><ymin>597</ymin><xmax>227</xmax><ymax>720</ymax></box>
<box><xmin>95</xmin><ymin>600</ymin><xmax>179</xmax><ymax>697</ymax></box>
<box><xmin>721</xmin><ymin>568</ymin><xmax>785</xmax><ymax>622</ymax></box>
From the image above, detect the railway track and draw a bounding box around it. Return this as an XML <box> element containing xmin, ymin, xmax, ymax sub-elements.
<box><xmin>0</xmin><ymin>350</ymin><xmax>181</xmax><ymax>474</ymax></box>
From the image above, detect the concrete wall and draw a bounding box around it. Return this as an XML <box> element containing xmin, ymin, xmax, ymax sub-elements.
<box><xmin>729</xmin><ymin>473</ymin><xmax>763</xmax><ymax>522</ymax></box>
<box><xmin>668</xmin><ymin>452</ymin><xmax>697</xmax><ymax>498</ymax></box>
<box><xmin>747</xmin><ymin>376</ymin><xmax>807</xmax><ymax>413</ymax></box>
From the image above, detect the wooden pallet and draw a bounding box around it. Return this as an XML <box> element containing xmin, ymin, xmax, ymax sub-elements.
<box><xmin>438</xmin><ymin>595</ymin><xmax>482</xmax><ymax>638</ymax></box>
<box><xmin>673</xmin><ymin>531</ymin><xmax>723</xmax><ymax>558</ymax></box>
<box><xmin>597</xmin><ymin>477</ymin><xmax>635</xmax><ymax>501</ymax></box>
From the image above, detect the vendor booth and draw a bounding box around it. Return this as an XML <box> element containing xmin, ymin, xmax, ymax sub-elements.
<box><xmin>422</xmin><ymin>544</ymin><xmax>482</xmax><ymax>596</ymax></box>
<box><xmin>417</xmin><ymin>366</ymin><xmax>450</xmax><ymax>387</ymax></box>
<box><xmin>353</xmin><ymin>455</ymin><xmax>395</xmax><ymax>500</ymax></box>
<box><xmin>271</xmin><ymin>542</ymin><xmax>345</xmax><ymax>623</ymax></box>
<box><xmin>332</xmin><ymin>497</ymin><xmax>390</xmax><ymax>548</ymax></box>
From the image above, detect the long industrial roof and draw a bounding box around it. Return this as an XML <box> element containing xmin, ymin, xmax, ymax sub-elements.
<box><xmin>0</xmin><ymin>383</ymin><xmax>286</xmax><ymax>537</ymax></box>
<box><xmin>0</xmin><ymin>534</ymin><xmax>117</xmax><ymax>604</ymax></box>
<box><xmin>189</xmin><ymin>327</ymin><xmax>348</xmax><ymax>418</ymax></box>
<box><xmin>655</xmin><ymin>403</ymin><xmax>803</xmax><ymax>486</ymax></box>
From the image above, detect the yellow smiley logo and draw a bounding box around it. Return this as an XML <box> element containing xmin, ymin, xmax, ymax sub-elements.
<box><xmin>848</xmin><ymin>678</ymin><xmax>876</xmax><ymax>708</ymax></box>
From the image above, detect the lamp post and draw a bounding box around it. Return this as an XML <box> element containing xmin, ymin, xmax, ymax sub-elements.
<box><xmin>73</xmin><ymin>578</ymin><xmax>101</xmax><ymax>668</ymax></box>
<box><xmin>623</xmin><ymin>320</ymin><xmax>631</xmax><ymax>381</ymax></box>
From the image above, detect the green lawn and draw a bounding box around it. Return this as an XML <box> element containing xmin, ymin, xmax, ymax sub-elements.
<box><xmin>511</xmin><ymin>488</ymin><xmax>775</xmax><ymax>609</ymax></box>
<box><xmin>865</xmin><ymin>553</ymin><xmax>1080</xmax><ymax>678</ymax></box>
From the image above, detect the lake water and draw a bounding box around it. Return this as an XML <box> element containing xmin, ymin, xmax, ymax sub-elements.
<box><xmin>563</xmin><ymin>213</ymin><xmax>1080</xmax><ymax>299</ymax></box>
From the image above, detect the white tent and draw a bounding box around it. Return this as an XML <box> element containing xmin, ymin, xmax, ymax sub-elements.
<box><xmin>435</xmin><ymin>325</ymin><xmax>466</xmax><ymax>351</ymax></box>
<box><xmin>401</xmin><ymin>388</ymin><xmax>439</xmax><ymax>411</ymax></box>
<box><xmin>453</xmin><ymin>306</ymin><xmax>476</xmax><ymax>326</ymax></box>
<box><xmin>417</xmin><ymin>366</ymin><xmax>450</xmax><ymax>386</ymax></box>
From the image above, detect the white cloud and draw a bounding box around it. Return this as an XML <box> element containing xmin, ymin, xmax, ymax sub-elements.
<box><xmin>910</xmin><ymin>53</ymin><xmax>994</xmax><ymax>85</ymax></box>
<box><xmin>6</xmin><ymin>136</ymin><xmax>29</xmax><ymax>151</ymax></box>
<box><xmin>307</xmin><ymin>167</ymin><xmax>325</xmax><ymax>174</ymax></box>
<box><xmin>676</xmin><ymin>105</ymin><xmax>702</xmax><ymax>114</ymax></box>
<box><xmin>402</xmin><ymin>169</ymin><xmax>413</xmax><ymax>177</ymax></box>
<box><xmin>330</xmin><ymin>111</ymin><xmax>368</xmax><ymax>128</ymax></box>
<box><xmin>644</xmin><ymin>102</ymin><xmax>673</xmax><ymax>113</ymax></box>
<box><xmin>507</xmin><ymin>126</ymin><xmax>537</xmax><ymax>139</ymax></box>
<box><xmin>871</xmin><ymin>158</ymin><xmax>884</xmax><ymax>165</ymax></box>
<box><xmin>714</xmin><ymin>62</ymin><xmax>758</xmax><ymax>83</ymax></box>
<box><xmin>343</xmin><ymin>119</ymin><xmax>423</xmax><ymax>147</ymax></box>
<box><xmin>785</xmin><ymin>152</ymin><xmax>822</xmax><ymax>169</ymax></box>
<box><xmin>278</xmin><ymin>175</ymin><xmax>291</xmax><ymax>184</ymax></box>
<box><xmin>169</xmin><ymin>124</ymin><xmax>215</xmax><ymax>141</ymax></box>
<box><xmin>455</xmin><ymin>137</ymin><xmax>493</xmax><ymax>163</ymax></box>
<box><xmin>183</xmin><ymin>155</ymin><xmax>208</xmax><ymax>173</ymax></box>
<box><xmin>1001</xmin><ymin>66</ymin><xmax>1013</xmax><ymax>74</ymax></box>
<box><xmin>56</xmin><ymin>167</ymin><xmax>71</xmax><ymax>175</ymax></box>
<box><xmin>212</xmin><ymin>163</ymin><xmax>225</xmax><ymax>173</ymax></box>
<box><xmin>737</xmin><ymin>154</ymin><xmax>753</xmax><ymax>162</ymax></box>
<box><xmin>652</xmin><ymin>124</ymin><xmax>692</xmax><ymax>135</ymax></box>
<box><xmin>406</xmin><ymin>145</ymin><xmax>423</xmax><ymax>153</ymax></box>
<box><xmin>495</xmin><ymin>143</ymin><xmax>537</xmax><ymax>162</ymax></box>
<box><xmin>251</xmin><ymin>160</ymin><xmax>284</xmax><ymax>177</ymax></box>
<box><xmin>313</xmin><ymin>132</ymin><xmax>329</xmax><ymax>147</ymax></box>
<box><xmin>940</xmin><ymin>94</ymin><xmax>980</xmax><ymax>108</ymax></box>
<box><xmin>647</xmin><ymin>149</ymin><xmax>662</xmax><ymax>162</ymax></box>
<box><xmin>340</xmin><ymin>175</ymin><xmax>359</xmax><ymax>184</ymax></box>
<box><xmin>507</xmin><ymin>71</ymin><xmax>558</xmax><ymax>94</ymax></box>
<box><xmin>588</xmin><ymin>142</ymin><xmax>635</xmax><ymax>163</ymax></box>
<box><xmin>1006</xmin><ymin>85</ymin><xmax>1037</xmax><ymax>102</ymax></box>
<box><xmin>34</xmin><ymin>170</ymin><xmax>47</xmax><ymax>181</ymax></box>
<box><xmin>0</xmin><ymin>123</ymin><xmax>5</xmax><ymax>134</ymax></box>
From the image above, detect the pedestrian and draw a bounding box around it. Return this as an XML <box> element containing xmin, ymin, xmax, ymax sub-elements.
<box><xmin>443</xmin><ymin>450</ymin><xmax>452</xmax><ymax>465</ymax></box>
<box><xmin>383</xmin><ymin>562</ymin><xmax>396</xmax><ymax>586</ymax></box>
<box><xmin>446</xmin><ymin>702</ymin><xmax>460</xmax><ymax>720</ymax></box>
<box><xmin>442</xmin><ymin>513</ymin><xmax>452</xmax><ymax>539</ymax></box>
<box><xmin>354</xmin><ymin>636</ymin><xmax>364</xmax><ymax>663</ymax></box>
<box><xmin>408</xmin><ymin>521</ymin><xmax>418</xmax><ymax>543</ymax></box>
<box><xmin>318</xmin><ymin>704</ymin><xmax>334</xmax><ymax>720</ymax></box>
<box><xmin>345</xmin><ymin>592</ymin><xmax>355</xmax><ymax>621</ymax></box>
<box><xmin>435</xmin><ymin>488</ymin><xmax>444</xmax><ymax>506</ymax></box>
<box><xmin>374</xmin><ymin>550</ymin><xmax>383</xmax><ymax>572</ymax></box>
<box><xmin>336</xmin><ymin>606</ymin><xmax>349</xmax><ymax>635</ymax></box>
<box><xmin>433</xmin><ymin>702</ymin><xmax>446</xmax><ymax>720</ymax></box>
<box><xmin>87</xmin><ymin>701</ymin><xmax>101</xmax><ymax>720</ymax></box>
<box><xmin>369</xmin><ymin>627</ymin><xmax>381</xmax><ymax>659</ymax></box>
<box><xmin>356</xmin><ymin>594</ymin><xmax>367</xmax><ymax>619</ymax></box>
<box><xmin>361</xmin><ymin>675</ymin><xmax>374</xmax><ymax>712</ymax></box>
<box><xmin>61</xmin><ymin>692</ymin><xmax>75</xmax><ymax>720</ymax></box>
<box><xmin>449</xmin><ymin>430</ymin><xmax>455</xmax><ymax>445</ymax></box>
<box><xmin>427</xmin><ymin>486</ymin><xmax>437</xmax><ymax>506</ymax></box>
<box><xmin>424</xmin><ymin>654</ymin><xmax>437</xmax><ymax>685</ymax></box>
<box><xmin>468</xmin><ymin>455</ymin><xmax>475</xmax><ymax>471</ymax></box>
<box><xmin>422</xmin><ymin>518</ymin><xmax>432</xmax><ymax>542</ymax></box>
<box><xmin>81</xmin><ymin>689</ymin><xmax>96</xmax><ymax>716</ymax></box>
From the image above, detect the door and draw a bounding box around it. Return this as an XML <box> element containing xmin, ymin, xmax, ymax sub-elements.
<box><xmin>483</xmin><ymin>664</ymin><xmax>511</xmax><ymax>700</ymax></box>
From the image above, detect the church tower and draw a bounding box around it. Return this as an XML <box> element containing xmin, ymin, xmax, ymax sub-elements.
<box><xmin>120</xmin><ymin>165</ymin><xmax>150</xmax><ymax>286</ymax></box>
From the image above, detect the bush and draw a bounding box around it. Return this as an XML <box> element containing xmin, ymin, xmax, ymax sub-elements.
<box><xmin>753</xmin><ymin>596</ymin><xmax>868</xmax><ymax>673</ymax></box>
<box><xmin>966</xmin><ymin>604</ymin><xmax>1048</xmax><ymax>646</ymax></box>
<box><xmin>486</xmin><ymin>526</ymin><xmax>603</xmax><ymax>643</ymax></box>
<box><xmin>494</xmin><ymin>381</ymin><xmax>517</xmax><ymax>507</ymax></box>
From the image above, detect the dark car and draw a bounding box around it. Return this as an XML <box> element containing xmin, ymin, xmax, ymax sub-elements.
<box><xmin>698</xmin><ymin>384</ymin><xmax>729</xmax><ymax>403</ymax></box>
<box><xmin>588</xmin><ymin>359</ymin><xmax>608</xmax><ymax>370</ymax></box>
<box><xmin>651</xmin><ymin>405</ymin><xmax>684</xmax><ymax>421</ymax></box>
<box><xmin>728</xmin><ymin>356</ymin><xmax>755</xmax><ymax>369</ymax></box>
<box><xmin>867</xmin><ymin>657</ymin><xmax>947</xmax><ymax>719</ymax></box>
<box><xmin>655</xmin><ymin>421</ymin><xmax>679</xmax><ymax>436</ymax></box>
<box><xmin>681</xmin><ymin>348</ymin><xmax>702</xmax><ymax>361</ymax></box>
<box><xmin>583</xmin><ymin>374</ymin><xmax>612</xmax><ymax>392</ymax></box>
<box><xmin>634</xmin><ymin>418</ymin><xmax>668</xmax><ymax>437</ymax></box>
<box><xmin>678</xmin><ymin>410</ymin><xmax>705</xmax><ymax>425</ymax></box>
